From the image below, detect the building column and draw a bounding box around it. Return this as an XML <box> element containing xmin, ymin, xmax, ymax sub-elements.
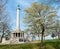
<box><xmin>21</xmin><ymin>33</ymin><xmax>23</xmax><ymax>38</ymax></box>
<box><xmin>20</xmin><ymin>33</ymin><xmax>21</xmax><ymax>38</ymax></box>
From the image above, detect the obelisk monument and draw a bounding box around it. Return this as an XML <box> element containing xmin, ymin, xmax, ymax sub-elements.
<box><xmin>16</xmin><ymin>5</ymin><xmax>20</xmax><ymax>32</ymax></box>
<box><xmin>10</xmin><ymin>5</ymin><xmax>24</xmax><ymax>43</ymax></box>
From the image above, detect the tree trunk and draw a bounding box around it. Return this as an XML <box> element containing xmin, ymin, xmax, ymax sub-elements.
<box><xmin>41</xmin><ymin>33</ymin><xmax>44</xmax><ymax>46</ymax></box>
<box><xmin>0</xmin><ymin>25</ymin><xmax>5</xmax><ymax>43</ymax></box>
<box><xmin>0</xmin><ymin>33</ymin><xmax>4</xmax><ymax>43</ymax></box>
<box><xmin>39</xmin><ymin>34</ymin><xmax>40</xmax><ymax>40</ymax></box>
<box><xmin>58</xmin><ymin>34</ymin><xmax>60</xmax><ymax>40</ymax></box>
<box><xmin>40</xmin><ymin>24</ymin><xmax>45</xmax><ymax>46</ymax></box>
<box><xmin>44</xmin><ymin>35</ymin><xmax>45</xmax><ymax>40</ymax></box>
<box><xmin>38</xmin><ymin>34</ymin><xmax>40</xmax><ymax>40</ymax></box>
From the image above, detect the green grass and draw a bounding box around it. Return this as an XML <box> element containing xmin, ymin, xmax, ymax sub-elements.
<box><xmin>0</xmin><ymin>40</ymin><xmax>60</xmax><ymax>49</ymax></box>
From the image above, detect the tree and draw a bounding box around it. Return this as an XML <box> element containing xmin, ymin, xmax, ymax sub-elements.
<box><xmin>24</xmin><ymin>2</ymin><xmax>58</xmax><ymax>46</ymax></box>
<box><xmin>54</xmin><ymin>20</ymin><xmax>60</xmax><ymax>39</ymax></box>
<box><xmin>5</xmin><ymin>30</ymin><xmax>11</xmax><ymax>40</ymax></box>
<box><xmin>51</xmin><ymin>32</ymin><xmax>56</xmax><ymax>39</ymax></box>
<box><xmin>0</xmin><ymin>0</ymin><xmax>11</xmax><ymax>42</ymax></box>
<box><xmin>40</xmin><ymin>0</ymin><xmax>60</xmax><ymax>5</ymax></box>
<box><xmin>40</xmin><ymin>0</ymin><xmax>60</xmax><ymax>10</ymax></box>
<box><xmin>24</xmin><ymin>22</ymin><xmax>41</xmax><ymax>41</ymax></box>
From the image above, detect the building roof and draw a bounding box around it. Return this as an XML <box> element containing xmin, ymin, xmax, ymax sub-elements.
<box><xmin>11</xmin><ymin>30</ymin><xmax>24</xmax><ymax>33</ymax></box>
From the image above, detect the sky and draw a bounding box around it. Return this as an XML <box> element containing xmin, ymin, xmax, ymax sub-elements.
<box><xmin>6</xmin><ymin>0</ymin><xmax>60</xmax><ymax>30</ymax></box>
<box><xmin>6</xmin><ymin>0</ymin><xmax>60</xmax><ymax>39</ymax></box>
<box><xmin>6</xmin><ymin>0</ymin><xmax>40</xmax><ymax>31</ymax></box>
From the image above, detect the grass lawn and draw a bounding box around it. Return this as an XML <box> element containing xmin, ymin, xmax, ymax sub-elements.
<box><xmin>0</xmin><ymin>40</ymin><xmax>60</xmax><ymax>49</ymax></box>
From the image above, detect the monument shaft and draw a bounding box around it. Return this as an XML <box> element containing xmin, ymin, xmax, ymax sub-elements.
<box><xmin>16</xmin><ymin>6</ymin><xmax>20</xmax><ymax>32</ymax></box>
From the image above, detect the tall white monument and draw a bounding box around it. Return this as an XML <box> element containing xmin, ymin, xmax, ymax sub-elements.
<box><xmin>1</xmin><ymin>5</ymin><xmax>24</xmax><ymax>44</ymax></box>
<box><xmin>11</xmin><ymin>5</ymin><xmax>24</xmax><ymax>43</ymax></box>
<box><xmin>16</xmin><ymin>5</ymin><xmax>20</xmax><ymax>32</ymax></box>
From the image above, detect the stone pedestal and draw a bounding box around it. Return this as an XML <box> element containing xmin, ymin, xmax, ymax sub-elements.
<box><xmin>2</xmin><ymin>38</ymin><xmax>6</xmax><ymax>43</ymax></box>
